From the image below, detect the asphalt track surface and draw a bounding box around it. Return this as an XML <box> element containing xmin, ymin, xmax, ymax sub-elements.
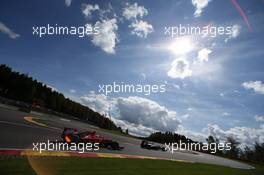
<box><xmin>0</xmin><ymin>104</ymin><xmax>253</xmax><ymax>169</ymax></box>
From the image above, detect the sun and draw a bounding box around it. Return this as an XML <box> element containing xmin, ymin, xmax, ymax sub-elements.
<box><xmin>168</xmin><ymin>37</ymin><xmax>194</xmax><ymax>55</ymax></box>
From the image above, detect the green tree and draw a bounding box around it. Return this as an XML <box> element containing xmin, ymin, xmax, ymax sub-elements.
<box><xmin>225</xmin><ymin>137</ymin><xmax>240</xmax><ymax>158</ymax></box>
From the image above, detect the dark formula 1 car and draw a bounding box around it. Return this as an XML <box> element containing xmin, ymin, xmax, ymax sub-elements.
<box><xmin>140</xmin><ymin>140</ymin><xmax>166</xmax><ymax>151</ymax></box>
<box><xmin>61</xmin><ymin>128</ymin><xmax>124</xmax><ymax>150</ymax></box>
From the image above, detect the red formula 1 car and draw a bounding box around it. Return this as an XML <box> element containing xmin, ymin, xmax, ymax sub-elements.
<box><xmin>61</xmin><ymin>128</ymin><xmax>124</xmax><ymax>150</ymax></box>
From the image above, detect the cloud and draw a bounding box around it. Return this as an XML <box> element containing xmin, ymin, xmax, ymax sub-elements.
<box><xmin>122</xmin><ymin>3</ymin><xmax>148</xmax><ymax>20</ymax></box>
<box><xmin>80</xmin><ymin>92</ymin><xmax>264</xmax><ymax>146</ymax></box>
<box><xmin>192</xmin><ymin>60</ymin><xmax>222</xmax><ymax>79</ymax></box>
<box><xmin>80</xmin><ymin>91</ymin><xmax>111</xmax><ymax>115</ymax></box>
<box><xmin>191</xmin><ymin>0</ymin><xmax>211</xmax><ymax>17</ymax></box>
<box><xmin>87</xmin><ymin>18</ymin><xmax>118</xmax><ymax>54</ymax></box>
<box><xmin>122</xmin><ymin>3</ymin><xmax>153</xmax><ymax>38</ymax></box>
<box><xmin>181</xmin><ymin>114</ymin><xmax>190</xmax><ymax>120</ymax></box>
<box><xmin>168</xmin><ymin>37</ymin><xmax>194</xmax><ymax>55</ymax></box>
<box><xmin>129</xmin><ymin>20</ymin><xmax>153</xmax><ymax>38</ymax></box>
<box><xmin>173</xmin><ymin>84</ymin><xmax>181</xmax><ymax>90</ymax></box>
<box><xmin>242</xmin><ymin>81</ymin><xmax>264</xmax><ymax>95</ymax></box>
<box><xmin>0</xmin><ymin>22</ymin><xmax>20</xmax><ymax>39</ymax></box>
<box><xmin>167</xmin><ymin>58</ymin><xmax>192</xmax><ymax>79</ymax></box>
<box><xmin>65</xmin><ymin>0</ymin><xmax>72</xmax><ymax>7</ymax></box>
<box><xmin>70</xmin><ymin>89</ymin><xmax>76</xmax><ymax>93</ymax></box>
<box><xmin>198</xmin><ymin>48</ymin><xmax>212</xmax><ymax>62</ymax></box>
<box><xmin>112</xmin><ymin>118</ymin><xmax>157</xmax><ymax>136</ymax></box>
<box><xmin>80</xmin><ymin>92</ymin><xmax>181</xmax><ymax>136</ymax></box>
<box><xmin>255</xmin><ymin>115</ymin><xmax>264</xmax><ymax>122</ymax></box>
<box><xmin>230</xmin><ymin>24</ymin><xmax>241</xmax><ymax>38</ymax></box>
<box><xmin>140</xmin><ymin>73</ymin><xmax>146</xmax><ymax>80</ymax></box>
<box><xmin>178</xmin><ymin>126</ymin><xmax>207</xmax><ymax>142</ymax></box>
<box><xmin>46</xmin><ymin>85</ymin><xmax>58</xmax><ymax>92</ymax></box>
<box><xmin>222</xmin><ymin>112</ymin><xmax>231</xmax><ymax>116</ymax></box>
<box><xmin>187</xmin><ymin>107</ymin><xmax>193</xmax><ymax>111</ymax></box>
<box><xmin>82</xmin><ymin>4</ymin><xmax>99</xmax><ymax>18</ymax></box>
<box><xmin>205</xmin><ymin>124</ymin><xmax>264</xmax><ymax>148</ymax></box>
<box><xmin>225</xmin><ymin>24</ymin><xmax>241</xmax><ymax>42</ymax></box>
<box><xmin>115</xmin><ymin>96</ymin><xmax>181</xmax><ymax>132</ymax></box>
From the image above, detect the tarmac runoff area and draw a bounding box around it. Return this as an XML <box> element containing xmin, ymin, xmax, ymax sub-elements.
<box><xmin>0</xmin><ymin>103</ymin><xmax>254</xmax><ymax>170</ymax></box>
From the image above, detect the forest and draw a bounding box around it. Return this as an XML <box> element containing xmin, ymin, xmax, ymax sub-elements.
<box><xmin>0</xmin><ymin>64</ymin><xmax>120</xmax><ymax>131</ymax></box>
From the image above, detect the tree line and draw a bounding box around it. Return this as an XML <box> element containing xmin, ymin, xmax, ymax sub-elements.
<box><xmin>0</xmin><ymin>64</ymin><xmax>120</xmax><ymax>131</ymax></box>
<box><xmin>206</xmin><ymin>135</ymin><xmax>264</xmax><ymax>163</ymax></box>
<box><xmin>146</xmin><ymin>132</ymin><xmax>264</xmax><ymax>163</ymax></box>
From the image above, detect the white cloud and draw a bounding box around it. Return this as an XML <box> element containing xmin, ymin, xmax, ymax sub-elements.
<box><xmin>255</xmin><ymin>115</ymin><xmax>264</xmax><ymax>122</ymax></box>
<box><xmin>0</xmin><ymin>22</ymin><xmax>20</xmax><ymax>39</ymax></box>
<box><xmin>178</xmin><ymin>126</ymin><xmax>207</xmax><ymax>142</ymax></box>
<box><xmin>122</xmin><ymin>3</ymin><xmax>153</xmax><ymax>39</ymax></box>
<box><xmin>180</xmin><ymin>122</ymin><xmax>264</xmax><ymax>147</ymax></box>
<box><xmin>112</xmin><ymin>118</ymin><xmax>157</xmax><ymax>136</ymax></box>
<box><xmin>187</xmin><ymin>107</ymin><xmax>193</xmax><ymax>111</ymax></box>
<box><xmin>80</xmin><ymin>99</ymin><xmax>156</xmax><ymax>136</ymax></box>
<box><xmin>192</xmin><ymin>60</ymin><xmax>222</xmax><ymax>79</ymax></box>
<box><xmin>70</xmin><ymin>89</ymin><xmax>76</xmax><ymax>93</ymax></box>
<box><xmin>80</xmin><ymin>92</ymin><xmax>264</xmax><ymax>146</ymax></box>
<box><xmin>173</xmin><ymin>84</ymin><xmax>181</xmax><ymax>90</ymax></box>
<box><xmin>140</xmin><ymin>73</ymin><xmax>146</xmax><ymax>80</ymax></box>
<box><xmin>220</xmin><ymin>93</ymin><xmax>224</xmax><ymax>97</ymax></box>
<box><xmin>205</xmin><ymin>124</ymin><xmax>264</xmax><ymax>148</ymax></box>
<box><xmin>168</xmin><ymin>37</ymin><xmax>195</xmax><ymax>55</ymax></box>
<box><xmin>129</xmin><ymin>20</ymin><xmax>153</xmax><ymax>38</ymax></box>
<box><xmin>191</xmin><ymin>0</ymin><xmax>211</xmax><ymax>17</ymax></box>
<box><xmin>242</xmin><ymin>81</ymin><xmax>264</xmax><ymax>95</ymax></box>
<box><xmin>167</xmin><ymin>58</ymin><xmax>192</xmax><ymax>79</ymax></box>
<box><xmin>225</xmin><ymin>24</ymin><xmax>241</xmax><ymax>42</ymax></box>
<box><xmin>181</xmin><ymin>114</ymin><xmax>190</xmax><ymax>120</ymax></box>
<box><xmin>82</xmin><ymin>4</ymin><xmax>99</xmax><ymax>18</ymax></box>
<box><xmin>122</xmin><ymin>3</ymin><xmax>148</xmax><ymax>20</ymax></box>
<box><xmin>231</xmin><ymin>24</ymin><xmax>241</xmax><ymax>38</ymax></box>
<box><xmin>46</xmin><ymin>85</ymin><xmax>58</xmax><ymax>92</ymax></box>
<box><xmin>198</xmin><ymin>48</ymin><xmax>212</xmax><ymax>62</ymax></box>
<box><xmin>115</xmin><ymin>96</ymin><xmax>181</xmax><ymax>132</ymax></box>
<box><xmin>65</xmin><ymin>0</ymin><xmax>72</xmax><ymax>7</ymax></box>
<box><xmin>88</xmin><ymin>18</ymin><xmax>118</xmax><ymax>54</ymax></box>
<box><xmin>222</xmin><ymin>112</ymin><xmax>231</xmax><ymax>116</ymax></box>
<box><xmin>80</xmin><ymin>92</ymin><xmax>181</xmax><ymax>136</ymax></box>
<box><xmin>80</xmin><ymin>91</ymin><xmax>112</xmax><ymax>115</ymax></box>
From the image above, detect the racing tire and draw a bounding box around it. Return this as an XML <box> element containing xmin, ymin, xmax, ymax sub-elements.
<box><xmin>109</xmin><ymin>142</ymin><xmax>119</xmax><ymax>150</ymax></box>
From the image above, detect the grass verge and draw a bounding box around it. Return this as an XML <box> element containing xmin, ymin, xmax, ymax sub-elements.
<box><xmin>0</xmin><ymin>156</ymin><xmax>264</xmax><ymax>175</ymax></box>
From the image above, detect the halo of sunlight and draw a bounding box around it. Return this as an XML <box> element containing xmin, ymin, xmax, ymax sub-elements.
<box><xmin>168</xmin><ymin>37</ymin><xmax>194</xmax><ymax>55</ymax></box>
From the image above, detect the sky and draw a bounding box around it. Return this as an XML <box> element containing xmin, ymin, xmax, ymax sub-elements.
<box><xmin>1</xmin><ymin>0</ymin><xmax>264</xmax><ymax>147</ymax></box>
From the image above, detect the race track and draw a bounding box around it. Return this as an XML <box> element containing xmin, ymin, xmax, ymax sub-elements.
<box><xmin>0</xmin><ymin>104</ymin><xmax>254</xmax><ymax>169</ymax></box>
